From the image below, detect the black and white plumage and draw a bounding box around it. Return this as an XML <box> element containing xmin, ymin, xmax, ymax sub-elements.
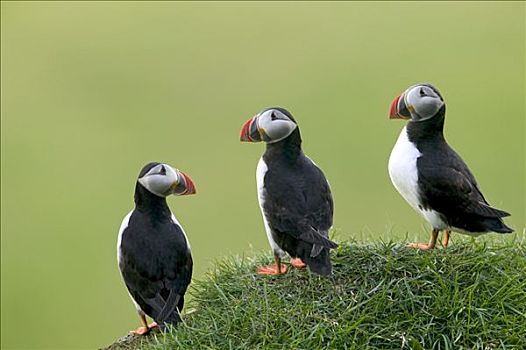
<box><xmin>388</xmin><ymin>83</ymin><xmax>512</xmax><ymax>249</ymax></box>
<box><xmin>117</xmin><ymin>162</ymin><xmax>195</xmax><ymax>334</ymax></box>
<box><xmin>240</xmin><ymin>107</ymin><xmax>337</xmax><ymax>275</ymax></box>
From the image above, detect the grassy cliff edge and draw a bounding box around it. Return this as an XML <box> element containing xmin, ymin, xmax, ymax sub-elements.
<box><xmin>103</xmin><ymin>240</ymin><xmax>526</xmax><ymax>350</ymax></box>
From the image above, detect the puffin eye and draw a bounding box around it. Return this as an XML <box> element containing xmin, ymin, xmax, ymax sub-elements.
<box><xmin>271</xmin><ymin>112</ymin><xmax>277</xmax><ymax>121</ymax></box>
<box><xmin>419</xmin><ymin>88</ymin><xmax>426</xmax><ymax>97</ymax></box>
<box><xmin>159</xmin><ymin>165</ymin><xmax>166</xmax><ymax>175</ymax></box>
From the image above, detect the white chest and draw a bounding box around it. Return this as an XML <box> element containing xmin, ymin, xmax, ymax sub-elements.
<box><xmin>256</xmin><ymin>157</ymin><xmax>286</xmax><ymax>256</ymax></box>
<box><xmin>171</xmin><ymin>213</ymin><xmax>191</xmax><ymax>252</ymax></box>
<box><xmin>116</xmin><ymin>211</ymin><xmax>132</xmax><ymax>266</ymax></box>
<box><xmin>388</xmin><ymin>127</ymin><xmax>422</xmax><ymax>212</ymax></box>
<box><xmin>256</xmin><ymin>157</ymin><xmax>268</xmax><ymax>207</ymax></box>
<box><xmin>388</xmin><ymin>128</ymin><xmax>447</xmax><ymax>230</ymax></box>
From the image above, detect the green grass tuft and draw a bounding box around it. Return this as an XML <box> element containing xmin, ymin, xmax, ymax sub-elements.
<box><xmin>120</xmin><ymin>241</ymin><xmax>526</xmax><ymax>350</ymax></box>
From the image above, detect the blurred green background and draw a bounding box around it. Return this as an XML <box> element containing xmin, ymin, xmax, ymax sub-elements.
<box><xmin>1</xmin><ymin>2</ymin><xmax>524</xmax><ymax>349</ymax></box>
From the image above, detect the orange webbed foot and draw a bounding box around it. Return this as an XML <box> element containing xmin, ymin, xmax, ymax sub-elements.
<box><xmin>406</xmin><ymin>230</ymin><xmax>438</xmax><ymax>250</ymax></box>
<box><xmin>406</xmin><ymin>242</ymin><xmax>435</xmax><ymax>250</ymax></box>
<box><xmin>256</xmin><ymin>264</ymin><xmax>288</xmax><ymax>275</ymax></box>
<box><xmin>130</xmin><ymin>326</ymin><xmax>150</xmax><ymax>336</ymax></box>
<box><xmin>290</xmin><ymin>258</ymin><xmax>307</xmax><ymax>269</ymax></box>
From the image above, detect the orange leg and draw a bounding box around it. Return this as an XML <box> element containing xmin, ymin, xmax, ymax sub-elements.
<box><xmin>256</xmin><ymin>255</ymin><xmax>288</xmax><ymax>275</ymax></box>
<box><xmin>290</xmin><ymin>258</ymin><xmax>307</xmax><ymax>269</ymax></box>
<box><xmin>130</xmin><ymin>313</ymin><xmax>156</xmax><ymax>335</ymax></box>
<box><xmin>442</xmin><ymin>229</ymin><xmax>451</xmax><ymax>247</ymax></box>
<box><xmin>407</xmin><ymin>229</ymin><xmax>438</xmax><ymax>250</ymax></box>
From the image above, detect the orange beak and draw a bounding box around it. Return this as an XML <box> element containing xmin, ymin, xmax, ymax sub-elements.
<box><xmin>239</xmin><ymin>116</ymin><xmax>262</xmax><ymax>142</ymax></box>
<box><xmin>176</xmin><ymin>171</ymin><xmax>196</xmax><ymax>195</ymax></box>
<box><xmin>388</xmin><ymin>93</ymin><xmax>410</xmax><ymax>120</ymax></box>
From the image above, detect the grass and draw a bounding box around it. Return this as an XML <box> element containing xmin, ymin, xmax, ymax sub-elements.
<box><xmin>107</xmin><ymin>239</ymin><xmax>526</xmax><ymax>350</ymax></box>
<box><xmin>3</xmin><ymin>3</ymin><xmax>524</xmax><ymax>348</ymax></box>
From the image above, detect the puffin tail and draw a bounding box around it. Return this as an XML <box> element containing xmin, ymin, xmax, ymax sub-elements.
<box><xmin>302</xmin><ymin>248</ymin><xmax>333</xmax><ymax>276</ymax></box>
<box><xmin>155</xmin><ymin>291</ymin><xmax>183</xmax><ymax>327</ymax></box>
<box><xmin>483</xmin><ymin>217</ymin><xmax>514</xmax><ymax>234</ymax></box>
<box><xmin>161</xmin><ymin>294</ymin><xmax>185</xmax><ymax>327</ymax></box>
<box><xmin>160</xmin><ymin>311</ymin><xmax>182</xmax><ymax>327</ymax></box>
<box><xmin>491</xmin><ymin>222</ymin><xmax>513</xmax><ymax>234</ymax></box>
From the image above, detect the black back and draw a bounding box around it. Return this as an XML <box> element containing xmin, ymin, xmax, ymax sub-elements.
<box><xmin>262</xmin><ymin>127</ymin><xmax>337</xmax><ymax>275</ymax></box>
<box><xmin>407</xmin><ymin>107</ymin><xmax>512</xmax><ymax>233</ymax></box>
<box><xmin>120</xmin><ymin>183</ymin><xmax>193</xmax><ymax>325</ymax></box>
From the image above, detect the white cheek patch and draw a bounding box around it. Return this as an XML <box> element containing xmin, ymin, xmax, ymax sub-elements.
<box><xmin>138</xmin><ymin>175</ymin><xmax>171</xmax><ymax>197</ymax></box>
<box><xmin>406</xmin><ymin>87</ymin><xmax>443</xmax><ymax>120</ymax></box>
<box><xmin>138</xmin><ymin>174</ymin><xmax>175</xmax><ymax>197</ymax></box>
<box><xmin>264</xmin><ymin>120</ymin><xmax>297</xmax><ymax>143</ymax></box>
<box><xmin>138</xmin><ymin>164</ymin><xmax>180</xmax><ymax>197</ymax></box>
<box><xmin>413</xmin><ymin>97</ymin><xmax>442</xmax><ymax>118</ymax></box>
<box><xmin>257</xmin><ymin>113</ymin><xmax>297</xmax><ymax>143</ymax></box>
<box><xmin>255</xmin><ymin>109</ymin><xmax>298</xmax><ymax>143</ymax></box>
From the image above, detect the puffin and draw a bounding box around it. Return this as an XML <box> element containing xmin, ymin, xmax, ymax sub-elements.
<box><xmin>117</xmin><ymin>162</ymin><xmax>196</xmax><ymax>335</ymax></box>
<box><xmin>240</xmin><ymin>107</ymin><xmax>338</xmax><ymax>276</ymax></box>
<box><xmin>388</xmin><ymin>83</ymin><xmax>513</xmax><ymax>249</ymax></box>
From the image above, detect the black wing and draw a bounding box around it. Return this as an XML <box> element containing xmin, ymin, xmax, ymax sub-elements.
<box><xmin>417</xmin><ymin>148</ymin><xmax>510</xmax><ymax>221</ymax></box>
<box><xmin>263</xmin><ymin>156</ymin><xmax>336</xmax><ymax>249</ymax></box>
<box><xmin>419</xmin><ymin>166</ymin><xmax>509</xmax><ymax>216</ymax></box>
<box><xmin>119</xmin><ymin>213</ymin><xmax>193</xmax><ymax>324</ymax></box>
<box><xmin>405</xmin><ymin>113</ymin><xmax>511</xmax><ymax>233</ymax></box>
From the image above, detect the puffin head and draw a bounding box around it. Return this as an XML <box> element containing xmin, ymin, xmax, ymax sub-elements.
<box><xmin>137</xmin><ymin>162</ymin><xmax>196</xmax><ymax>197</ymax></box>
<box><xmin>389</xmin><ymin>83</ymin><xmax>444</xmax><ymax>122</ymax></box>
<box><xmin>240</xmin><ymin>107</ymin><xmax>298</xmax><ymax>143</ymax></box>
